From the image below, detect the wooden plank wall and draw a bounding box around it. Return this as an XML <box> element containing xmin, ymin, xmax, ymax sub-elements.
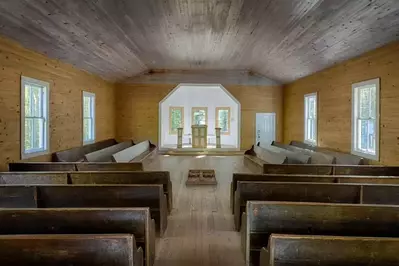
<box><xmin>0</xmin><ymin>36</ymin><xmax>116</xmax><ymax>170</ymax></box>
<box><xmin>284</xmin><ymin>41</ymin><xmax>399</xmax><ymax>165</ymax></box>
<box><xmin>115</xmin><ymin>83</ymin><xmax>283</xmax><ymax>150</ymax></box>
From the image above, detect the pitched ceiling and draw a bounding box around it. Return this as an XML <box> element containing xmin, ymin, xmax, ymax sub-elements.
<box><xmin>0</xmin><ymin>0</ymin><xmax>398</xmax><ymax>83</ymax></box>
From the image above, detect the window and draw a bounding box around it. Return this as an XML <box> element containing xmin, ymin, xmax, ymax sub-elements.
<box><xmin>304</xmin><ymin>93</ymin><xmax>317</xmax><ymax>145</ymax></box>
<box><xmin>192</xmin><ymin>107</ymin><xmax>208</xmax><ymax>125</ymax></box>
<box><xmin>83</xmin><ymin>91</ymin><xmax>95</xmax><ymax>144</ymax></box>
<box><xmin>21</xmin><ymin>76</ymin><xmax>50</xmax><ymax>159</ymax></box>
<box><xmin>352</xmin><ymin>78</ymin><xmax>380</xmax><ymax>160</ymax></box>
<box><xmin>216</xmin><ymin>107</ymin><xmax>231</xmax><ymax>135</ymax></box>
<box><xmin>169</xmin><ymin>107</ymin><xmax>184</xmax><ymax>134</ymax></box>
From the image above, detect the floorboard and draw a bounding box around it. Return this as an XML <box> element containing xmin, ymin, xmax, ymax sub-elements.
<box><xmin>145</xmin><ymin>155</ymin><xmax>253</xmax><ymax>266</ymax></box>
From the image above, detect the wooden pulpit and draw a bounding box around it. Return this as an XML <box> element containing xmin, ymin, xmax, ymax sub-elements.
<box><xmin>192</xmin><ymin>125</ymin><xmax>207</xmax><ymax>148</ymax></box>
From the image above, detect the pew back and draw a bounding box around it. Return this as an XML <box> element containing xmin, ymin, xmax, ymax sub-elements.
<box><xmin>75</xmin><ymin>162</ymin><xmax>143</xmax><ymax>171</ymax></box>
<box><xmin>260</xmin><ymin>234</ymin><xmax>399</xmax><ymax>266</ymax></box>
<box><xmin>0</xmin><ymin>208</ymin><xmax>154</xmax><ymax>266</ymax></box>
<box><xmin>0</xmin><ymin>172</ymin><xmax>68</xmax><ymax>184</ymax></box>
<box><xmin>0</xmin><ymin>186</ymin><xmax>37</xmax><ymax>208</ymax></box>
<box><xmin>0</xmin><ymin>234</ymin><xmax>140</xmax><ymax>266</ymax></box>
<box><xmin>9</xmin><ymin>162</ymin><xmax>76</xmax><ymax>172</ymax></box>
<box><xmin>70</xmin><ymin>171</ymin><xmax>173</xmax><ymax>211</ymax></box>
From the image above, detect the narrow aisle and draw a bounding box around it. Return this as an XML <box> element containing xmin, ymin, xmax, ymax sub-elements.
<box><xmin>146</xmin><ymin>155</ymin><xmax>252</xmax><ymax>266</ymax></box>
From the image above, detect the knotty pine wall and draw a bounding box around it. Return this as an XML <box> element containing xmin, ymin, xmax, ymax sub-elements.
<box><xmin>284</xmin><ymin>41</ymin><xmax>399</xmax><ymax>165</ymax></box>
<box><xmin>0</xmin><ymin>36</ymin><xmax>115</xmax><ymax>170</ymax></box>
<box><xmin>115</xmin><ymin>83</ymin><xmax>283</xmax><ymax>150</ymax></box>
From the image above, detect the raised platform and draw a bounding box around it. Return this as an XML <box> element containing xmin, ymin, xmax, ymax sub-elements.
<box><xmin>160</xmin><ymin>144</ymin><xmax>243</xmax><ymax>156</ymax></box>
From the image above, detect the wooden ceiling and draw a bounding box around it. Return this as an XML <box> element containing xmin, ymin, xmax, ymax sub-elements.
<box><xmin>0</xmin><ymin>0</ymin><xmax>398</xmax><ymax>83</ymax></box>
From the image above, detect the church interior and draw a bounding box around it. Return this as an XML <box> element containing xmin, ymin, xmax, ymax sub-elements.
<box><xmin>1</xmin><ymin>1</ymin><xmax>399</xmax><ymax>265</ymax></box>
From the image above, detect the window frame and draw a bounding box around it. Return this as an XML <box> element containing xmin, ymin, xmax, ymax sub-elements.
<box><xmin>169</xmin><ymin>106</ymin><xmax>184</xmax><ymax>135</ymax></box>
<box><xmin>191</xmin><ymin>107</ymin><xmax>208</xmax><ymax>126</ymax></box>
<box><xmin>215</xmin><ymin>107</ymin><xmax>231</xmax><ymax>135</ymax></box>
<box><xmin>351</xmin><ymin>78</ymin><xmax>380</xmax><ymax>161</ymax></box>
<box><xmin>304</xmin><ymin>92</ymin><xmax>318</xmax><ymax>145</ymax></box>
<box><xmin>82</xmin><ymin>91</ymin><xmax>96</xmax><ymax>145</ymax></box>
<box><xmin>20</xmin><ymin>76</ymin><xmax>50</xmax><ymax>159</ymax></box>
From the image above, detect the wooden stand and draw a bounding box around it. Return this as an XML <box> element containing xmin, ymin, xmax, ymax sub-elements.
<box><xmin>192</xmin><ymin>125</ymin><xmax>207</xmax><ymax>148</ymax></box>
<box><xmin>177</xmin><ymin>128</ymin><xmax>183</xmax><ymax>148</ymax></box>
<box><xmin>215</xmin><ymin>128</ymin><xmax>221</xmax><ymax>148</ymax></box>
<box><xmin>186</xmin><ymin>169</ymin><xmax>217</xmax><ymax>186</ymax></box>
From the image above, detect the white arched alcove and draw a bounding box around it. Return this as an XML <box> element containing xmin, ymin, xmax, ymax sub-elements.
<box><xmin>159</xmin><ymin>83</ymin><xmax>240</xmax><ymax>149</ymax></box>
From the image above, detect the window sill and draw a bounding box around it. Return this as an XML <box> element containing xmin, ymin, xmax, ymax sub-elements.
<box><xmin>21</xmin><ymin>149</ymin><xmax>49</xmax><ymax>160</ymax></box>
<box><xmin>304</xmin><ymin>139</ymin><xmax>317</xmax><ymax>146</ymax></box>
<box><xmin>83</xmin><ymin>140</ymin><xmax>95</xmax><ymax>145</ymax></box>
<box><xmin>351</xmin><ymin>149</ymin><xmax>379</xmax><ymax>161</ymax></box>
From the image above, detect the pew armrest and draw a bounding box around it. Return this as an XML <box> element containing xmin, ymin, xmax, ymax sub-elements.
<box><xmin>240</xmin><ymin>212</ymin><xmax>247</xmax><ymax>257</ymax></box>
<box><xmin>160</xmin><ymin>194</ymin><xmax>168</xmax><ymax>236</ymax></box>
<box><xmin>260</xmin><ymin>247</ymin><xmax>271</xmax><ymax>266</ymax></box>
<box><xmin>148</xmin><ymin>219</ymin><xmax>156</xmax><ymax>266</ymax></box>
<box><xmin>136</xmin><ymin>247</ymin><xmax>144</xmax><ymax>266</ymax></box>
<box><xmin>234</xmin><ymin>191</ymin><xmax>241</xmax><ymax>231</ymax></box>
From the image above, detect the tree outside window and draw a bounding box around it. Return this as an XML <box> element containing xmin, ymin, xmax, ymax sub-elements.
<box><xmin>216</xmin><ymin>107</ymin><xmax>231</xmax><ymax>135</ymax></box>
<box><xmin>169</xmin><ymin>107</ymin><xmax>184</xmax><ymax>134</ymax></box>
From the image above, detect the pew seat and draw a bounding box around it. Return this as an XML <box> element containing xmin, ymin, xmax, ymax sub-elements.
<box><xmin>0</xmin><ymin>234</ymin><xmax>143</xmax><ymax>266</ymax></box>
<box><xmin>53</xmin><ymin>138</ymin><xmax>117</xmax><ymax>162</ymax></box>
<box><xmin>112</xmin><ymin>140</ymin><xmax>157</xmax><ymax>163</ymax></box>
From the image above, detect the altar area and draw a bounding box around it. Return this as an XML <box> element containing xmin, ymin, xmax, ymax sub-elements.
<box><xmin>158</xmin><ymin>84</ymin><xmax>241</xmax><ymax>152</ymax></box>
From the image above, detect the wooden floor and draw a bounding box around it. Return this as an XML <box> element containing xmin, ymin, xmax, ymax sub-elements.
<box><xmin>145</xmin><ymin>155</ymin><xmax>254</xmax><ymax>266</ymax></box>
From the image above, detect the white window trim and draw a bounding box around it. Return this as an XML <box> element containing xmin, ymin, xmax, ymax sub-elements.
<box><xmin>304</xmin><ymin>92</ymin><xmax>317</xmax><ymax>145</ymax></box>
<box><xmin>82</xmin><ymin>91</ymin><xmax>96</xmax><ymax>145</ymax></box>
<box><xmin>351</xmin><ymin>78</ymin><xmax>380</xmax><ymax>161</ymax></box>
<box><xmin>20</xmin><ymin>76</ymin><xmax>50</xmax><ymax>159</ymax></box>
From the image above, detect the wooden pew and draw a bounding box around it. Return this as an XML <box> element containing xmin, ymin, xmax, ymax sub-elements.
<box><xmin>9</xmin><ymin>162</ymin><xmax>76</xmax><ymax>172</ymax></box>
<box><xmin>234</xmin><ymin>182</ymin><xmax>361</xmax><ymax>230</ymax></box>
<box><xmin>262</xmin><ymin>164</ymin><xmax>399</xmax><ymax>176</ymax></box>
<box><xmin>263</xmin><ymin>144</ymin><xmax>311</xmax><ymax>164</ymax></box>
<box><xmin>231</xmin><ymin>173</ymin><xmax>399</xmax><ymax>212</ymax></box>
<box><xmin>244</xmin><ymin>145</ymin><xmax>287</xmax><ymax>173</ymax></box>
<box><xmin>290</xmin><ymin>140</ymin><xmax>365</xmax><ymax>165</ymax></box>
<box><xmin>334</xmin><ymin>165</ymin><xmax>399</xmax><ymax>176</ymax></box>
<box><xmin>75</xmin><ymin>162</ymin><xmax>144</xmax><ymax>171</ymax></box>
<box><xmin>53</xmin><ymin>138</ymin><xmax>117</xmax><ymax>162</ymax></box>
<box><xmin>0</xmin><ymin>234</ymin><xmax>142</xmax><ymax>266</ymax></box>
<box><xmin>272</xmin><ymin>141</ymin><xmax>335</xmax><ymax>164</ymax></box>
<box><xmin>0</xmin><ymin>208</ymin><xmax>155</xmax><ymax>266</ymax></box>
<box><xmin>362</xmin><ymin>184</ymin><xmax>399</xmax><ymax>205</ymax></box>
<box><xmin>0</xmin><ymin>186</ymin><xmax>37</xmax><ymax>207</ymax></box>
<box><xmin>260</xmin><ymin>234</ymin><xmax>399</xmax><ymax>266</ymax></box>
<box><xmin>0</xmin><ymin>172</ymin><xmax>68</xmax><ymax>184</ymax></box>
<box><xmin>263</xmin><ymin>164</ymin><xmax>334</xmax><ymax>175</ymax></box>
<box><xmin>230</xmin><ymin>173</ymin><xmax>336</xmax><ymax>213</ymax></box>
<box><xmin>244</xmin><ymin>202</ymin><xmax>399</xmax><ymax>266</ymax></box>
<box><xmin>112</xmin><ymin>140</ymin><xmax>157</xmax><ymax>163</ymax></box>
<box><xmin>70</xmin><ymin>171</ymin><xmax>173</xmax><ymax>212</ymax></box>
<box><xmin>84</xmin><ymin>140</ymin><xmax>134</xmax><ymax>162</ymax></box>
<box><xmin>36</xmin><ymin>184</ymin><xmax>168</xmax><ymax>235</ymax></box>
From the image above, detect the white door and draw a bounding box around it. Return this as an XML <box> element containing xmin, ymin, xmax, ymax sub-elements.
<box><xmin>255</xmin><ymin>113</ymin><xmax>276</xmax><ymax>147</ymax></box>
